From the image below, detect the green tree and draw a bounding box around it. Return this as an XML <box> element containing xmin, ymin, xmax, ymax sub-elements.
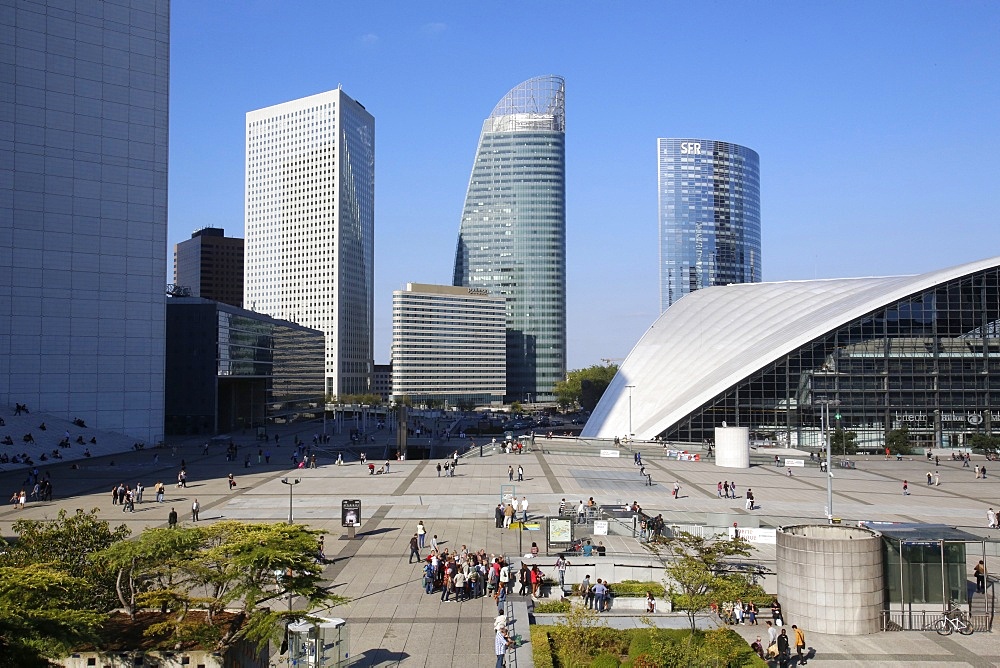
<box><xmin>830</xmin><ymin>427</ymin><xmax>858</xmax><ymax>455</ymax></box>
<box><xmin>885</xmin><ymin>428</ymin><xmax>914</xmax><ymax>455</ymax></box>
<box><xmin>663</xmin><ymin>531</ymin><xmax>758</xmax><ymax>632</ymax></box>
<box><xmin>970</xmin><ymin>432</ymin><xmax>1000</xmax><ymax>455</ymax></box>
<box><xmin>2</xmin><ymin>508</ymin><xmax>130</xmax><ymax>611</ymax></box>
<box><xmin>552</xmin><ymin>364</ymin><xmax>618</xmax><ymax>412</ymax></box>
<box><xmin>0</xmin><ymin>565</ymin><xmax>106</xmax><ymax>667</ymax></box>
<box><xmin>510</xmin><ymin>401</ymin><xmax>523</xmax><ymax>414</ymax></box>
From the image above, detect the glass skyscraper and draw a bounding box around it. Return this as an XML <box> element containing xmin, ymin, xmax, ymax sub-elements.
<box><xmin>245</xmin><ymin>89</ymin><xmax>375</xmax><ymax>398</ymax></box>
<box><xmin>0</xmin><ymin>0</ymin><xmax>170</xmax><ymax>441</ymax></box>
<box><xmin>658</xmin><ymin>139</ymin><xmax>761</xmax><ymax>312</ymax></box>
<box><xmin>453</xmin><ymin>76</ymin><xmax>566</xmax><ymax>403</ymax></box>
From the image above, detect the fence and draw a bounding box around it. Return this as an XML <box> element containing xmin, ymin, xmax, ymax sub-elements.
<box><xmin>881</xmin><ymin>608</ymin><xmax>993</xmax><ymax>632</ymax></box>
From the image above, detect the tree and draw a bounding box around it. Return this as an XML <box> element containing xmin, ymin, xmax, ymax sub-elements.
<box><xmin>830</xmin><ymin>427</ymin><xmax>858</xmax><ymax>455</ymax></box>
<box><xmin>2</xmin><ymin>508</ymin><xmax>130</xmax><ymax>612</ymax></box>
<box><xmin>885</xmin><ymin>428</ymin><xmax>914</xmax><ymax>455</ymax></box>
<box><xmin>0</xmin><ymin>565</ymin><xmax>106</xmax><ymax>667</ymax></box>
<box><xmin>552</xmin><ymin>364</ymin><xmax>618</xmax><ymax>412</ymax></box>
<box><xmin>970</xmin><ymin>432</ymin><xmax>1000</xmax><ymax>455</ymax></box>
<box><xmin>663</xmin><ymin>531</ymin><xmax>761</xmax><ymax>632</ymax></box>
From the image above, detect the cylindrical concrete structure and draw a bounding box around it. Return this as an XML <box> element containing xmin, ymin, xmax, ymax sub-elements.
<box><xmin>776</xmin><ymin>525</ymin><xmax>884</xmax><ymax>635</ymax></box>
<box><xmin>715</xmin><ymin>426</ymin><xmax>750</xmax><ymax>468</ymax></box>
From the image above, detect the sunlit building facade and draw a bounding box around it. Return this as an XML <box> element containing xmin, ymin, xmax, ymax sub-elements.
<box><xmin>244</xmin><ymin>88</ymin><xmax>375</xmax><ymax>398</ymax></box>
<box><xmin>0</xmin><ymin>0</ymin><xmax>169</xmax><ymax>441</ymax></box>
<box><xmin>392</xmin><ymin>284</ymin><xmax>506</xmax><ymax>406</ymax></box>
<box><xmin>453</xmin><ymin>76</ymin><xmax>566</xmax><ymax>403</ymax></box>
<box><xmin>658</xmin><ymin>139</ymin><xmax>761</xmax><ymax>312</ymax></box>
<box><xmin>585</xmin><ymin>257</ymin><xmax>1000</xmax><ymax>451</ymax></box>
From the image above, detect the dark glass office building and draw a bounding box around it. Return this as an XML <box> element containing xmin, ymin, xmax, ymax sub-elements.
<box><xmin>585</xmin><ymin>257</ymin><xmax>1000</xmax><ymax>451</ymax></box>
<box><xmin>453</xmin><ymin>75</ymin><xmax>566</xmax><ymax>403</ymax></box>
<box><xmin>165</xmin><ymin>298</ymin><xmax>324</xmax><ymax>435</ymax></box>
<box><xmin>658</xmin><ymin>139</ymin><xmax>761</xmax><ymax>312</ymax></box>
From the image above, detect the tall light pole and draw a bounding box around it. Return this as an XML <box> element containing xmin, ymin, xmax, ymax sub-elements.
<box><xmin>626</xmin><ymin>385</ymin><xmax>636</xmax><ymax>438</ymax></box>
<box><xmin>815</xmin><ymin>398</ymin><xmax>840</xmax><ymax>522</ymax></box>
<box><xmin>281</xmin><ymin>478</ymin><xmax>301</xmax><ymax>524</ymax></box>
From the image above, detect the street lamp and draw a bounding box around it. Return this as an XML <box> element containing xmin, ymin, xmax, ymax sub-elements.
<box><xmin>815</xmin><ymin>398</ymin><xmax>840</xmax><ymax>522</ymax></box>
<box><xmin>626</xmin><ymin>385</ymin><xmax>636</xmax><ymax>438</ymax></box>
<box><xmin>281</xmin><ymin>478</ymin><xmax>301</xmax><ymax>524</ymax></box>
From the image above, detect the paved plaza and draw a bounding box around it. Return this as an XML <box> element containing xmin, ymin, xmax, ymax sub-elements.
<box><xmin>4</xmin><ymin>426</ymin><xmax>1000</xmax><ymax>666</ymax></box>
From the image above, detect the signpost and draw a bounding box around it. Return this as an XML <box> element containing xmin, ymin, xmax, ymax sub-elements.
<box><xmin>342</xmin><ymin>499</ymin><xmax>361</xmax><ymax>540</ymax></box>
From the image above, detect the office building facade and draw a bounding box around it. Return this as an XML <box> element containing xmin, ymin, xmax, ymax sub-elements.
<box><xmin>0</xmin><ymin>0</ymin><xmax>169</xmax><ymax>441</ymax></box>
<box><xmin>173</xmin><ymin>227</ymin><xmax>244</xmax><ymax>307</ymax></box>
<box><xmin>453</xmin><ymin>75</ymin><xmax>566</xmax><ymax>403</ymax></box>
<box><xmin>658</xmin><ymin>138</ymin><xmax>761</xmax><ymax>311</ymax></box>
<box><xmin>244</xmin><ymin>88</ymin><xmax>374</xmax><ymax>399</ymax></box>
<box><xmin>392</xmin><ymin>284</ymin><xmax>506</xmax><ymax>406</ymax></box>
<box><xmin>165</xmin><ymin>297</ymin><xmax>324</xmax><ymax>435</ymax></box>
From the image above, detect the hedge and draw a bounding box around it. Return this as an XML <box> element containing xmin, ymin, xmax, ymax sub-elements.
<box><xmin>570</xmin><ymin>580</ymin><xmax>666</xmax><ymax>598</ymax></box>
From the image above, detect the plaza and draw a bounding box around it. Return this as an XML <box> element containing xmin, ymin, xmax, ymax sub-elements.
<box><xmin>4</xmin><ymin>418</ymin><xmax>1000</xmax><ymax>666</ymax></box>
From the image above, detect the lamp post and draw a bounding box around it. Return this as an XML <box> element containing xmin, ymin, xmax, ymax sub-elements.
<box><xmin>626</xmin><ymin>385</ymin><xmax>636</xmax><ymax>438</ymax></box>
<box><xmin>281</xmin><ymin>477</ymin><xmax>301</xmax><ymax>524</ymax></box>
<box><xmin>815</xmin><ymin>398</ymin><xmax>840</xmax><ymax>522</ymax></box>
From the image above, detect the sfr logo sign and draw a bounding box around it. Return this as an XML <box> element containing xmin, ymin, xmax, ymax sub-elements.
<box><xmin>680</xmin><ymin>142</ymin><xmax>702</xmax><ymax>155</ymax></box>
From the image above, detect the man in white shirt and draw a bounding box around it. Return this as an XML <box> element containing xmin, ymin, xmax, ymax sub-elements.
<box><xmin>989</xmin><ymin>507</ymin><xmax>997</xmax><ymax>529</ymax></box>
<box><xmin>520</xmin><ymin>496</ymin><xmax>529</xmax><ymax>522</ymax></box>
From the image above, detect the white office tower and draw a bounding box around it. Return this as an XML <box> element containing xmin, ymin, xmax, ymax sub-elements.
<box><xmin>0</xmin><ymin>0</ymin><xmax>170</xmax><ymax>441</ymax></box>
<box><xmin>245</xmin><ymin>89</ymin><xmax>375</xmax><ymax>398</ymax></box>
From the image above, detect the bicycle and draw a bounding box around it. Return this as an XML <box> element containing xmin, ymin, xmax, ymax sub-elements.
<box><xmin>927</xmin><ymin>605</ymin><xmax>974</xmax><ymax>636</ymax></box>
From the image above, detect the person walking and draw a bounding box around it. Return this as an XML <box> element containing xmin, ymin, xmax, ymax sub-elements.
<box><xmin>746</xmin><ymin>489</ymin><xmax>754</xmax><ymax>510</ymax></box>
<box><xmin>935</xmin><ymin>470</ymin><xmax>941</xmax><ymax>486</ymax></box>
<box><xmin>902</xmin><ymin>480</ymin><xmax>909</xmax><ymax>495</ymax></box>
<box><xmin>408</xmin><ymin>534</ymin><xmax>420</xmax><ymax>563</ymax></box>
<box><xmin>517</xmin><ymin>465</ymin><xmax>524</xmax><ymax>482</ymax></box>
<box><xmin>776</xmin><ymin>628</ymin><xmax>791</xmax><ymax>668</ymax></box>
<box><xmin>554</xmin><ymin>555</ymin><xmax>568</xmax><ymax>587</ymax></box>
<box><xmin>508</xmin><ymin>465</ymin><xmax>514</xmax><ymax>481</ymax></box>
<box><xmin>717</xmin><ymin>481</ymin><xmax>723</xmax><ymax>498</ymax></box>
<box><xmin>988</xmin><ymin>507</ymin><xmax>997</xmax><ymax>529</ymax></box>
<box><xmin>672</xmin><ymin>481</ymin><xmax>680</xmax><ymax>499</ymax></box>
<box><xmin>520</xmin><ymin>496</ymin><xmax>529</xmax><ymax>523</ymax></box>
<box><xmin>155</xmin><ymin>481</ymin><xmax>164</xmax><ymax>503</ymax></box>
<box><xmin>191</xmin><ymin>498</ymin><xmax>200</xmax><ymax>522</ymax></box>
<box><xmin>168</xmin><ymin>507</ymin><xmax>178</xmax><ymax>528</ymax></box>
<box><xmin>417</xmin><ymin>521</ymin><xmax>427</xmax><ymax>548</ymax></box>
<box><xmin>792</xmin><ymin>624</ymin><xmax>807</xmax><ymax>664</ymax></box>
<box><xmin>975</xmin><ymin>560</ymin><xmax>987</xmax><ymax>593</ymax></box>
<box><xmin>495</xmin><ymin>503</ymin><xmax>504</xmax><ymax>529</ymax></box>
<box><xmin>494</xmin><ymin>624</ymin><xmax>512</xmax><ymax>668</ymax></box>
<box><xmin>504</xmin><ymin>503</ymin><xmax>514</xmax><ymax>529</ymax></box>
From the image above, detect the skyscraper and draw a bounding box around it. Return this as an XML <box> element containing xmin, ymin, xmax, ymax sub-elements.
<box><xmin>453</xmin><ymin>76</ymin><xmax>566</xmax><ymax>403</ymax></box>
<box><xmin>173</xmin><ymin>228</ymin><xmax>244</xmax><ymax>308</ymax></box>
<box><xmin>657</xmin><ymin>139</ymin><xmax>761</xmax><ymax>312</ymax></box>
<box><xmin>244</xmin><ymin>89</ymin><xmax>374</xmax><ymax>398</ymax></box>
<box><xmin>0</xmin><ymin>0</ymin><xmax>170</xmax><ymax>441</ymax></box>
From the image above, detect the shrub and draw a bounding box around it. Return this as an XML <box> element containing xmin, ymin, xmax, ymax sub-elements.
<box><xmin>534</xmin><ymin>600</ymin><xmax>571</xmax><ymax>614</ymax></box>
<box><xmin>592</xmin><ymin>653</ymin><xmax>621</xmax><ymax>668</ymax></box>
<box><xmin>529</xmin><ymin>626</ymin><xmax>555</xmax><ymax>668</ymax></box>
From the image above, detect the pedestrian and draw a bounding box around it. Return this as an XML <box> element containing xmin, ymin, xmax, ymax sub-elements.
<box><xmin>989</xmin><ymin>507</ymin><xmax>997</xmax><ymax>529</ymax></box>
<box><xmin>504</xmin><ymin>503</ymin><xmax>515</xmax><ymax>529</ymax></box>
<box><xmin>168</xmin><ymin>507</ymin><xmax>177</xmax><ymax>527</ymax></box>
<box><xmin>191</xmin><ymin>498</ymin><xmax>200</xmax><ymax>522</ymax></box>
<box><xmin>417</xmin><ymin>520</ymin><xmax>427</xmax><ymax>548</ymax></box>
<box><xmin>228</xmin><ymin>473</ymin><xmax>236</xmax><ymax>489</ymax></box>
<box><xmin>437</xmin><ymin>462</ymin><xmax>442</xmax><ymax>477</ymax></box>
<box><xmin>494</xmin><ymin>624</ymin><xmax>512</xmax><ymax>668</ymax></box>
<box><xmin>554</xmin><ymin>555</ymin><xmax>568</xmax><ymax>587</ymax></box>
<box><xmin>431</xmin><ymin>534</ymin><xmax>439</xmax><ymax>552</ymax></box>
<box><xmin>746</xmin><ymin>489</ymin><xmax>754</xmax><ymax>510</ymax></box>
<box><xmin>723</xmin><ymin>480</ymin><xmax>729</xmax><ymax>498</ymax></box>
<box><xmin>766</xmin><ymin>620</ymin><xmax>778</xmax><ymax>646</ymax></box>
<box><xmin>926</xmin><ymin>471</ymin><xmax>933</xmax><ymax>485</ymax></box>
<box><xmin>672</xmin><ymin>481</ymin><xmax>680</xmax><ymax>499</ymax></box>
<box><xmin>975</xmin><ymin>560</ymin><xmax>987</xmax><ymax>593</ymax></box>
<box><xmin>517</xmin><ymin>465</ymin><xmax>523</xmax><ymax>481</ymax></box>
<box><xmin>155</xmin><ymin>481</ymin><xmax>164</xmax><ymax>503</ymax></box>
<box><xmin>577</xmin><ymin>499</ymin><xmax>586</xmax><ymax>524</ymax></box>
<box><xmin>495</xmin><ymin>503</ymin><xmax>504</xmax><ymax>529</ymax></box>
<box><xmin>902</xmin><ymin>480</ymin><xmax>909</xmax><ymax>495</ymax></box>
<box><xmin>771</xmin><ymin>598</ymin><xmax>783</xmax><ymax>625</ymax></box>
<box><xmin>508</xmin><ymin>465</ymin><xmax>513</xmax><ymax>481</ymax></box>
<box><xmin>792</xmin><ymin>624</ymin><xmax>806</xmax><ymax>664</ymax></box>
<box><xmin>935</xmin><ymin>470</ymin><xmax>940</xmax><ymax>486</ymax></box>
<box><xmin>975</xmin><ymin>465</ymin><xmax>981</xmax><ymax>478</ymax></box>
<box><xmin>717</xmin><ymin>481</ymin><xmax>723</xmax><ymax>498</ymax></box>
<box><xmin>408</xmin><ymin>534</ymin><xmax>420</xmax><ymax>563</ymax></box>
<box><xmin>776</xmin><ymin>628</ymin><xmax>791</xmax><ymax>668</ymax></box>
<box><xmin>520</xmin><ymin>496</ymin><xmax>529</xmax><ymax>523</ymax></box>
<box><xmin>748</xmin><ymin>600</ymin><xmax>758</xmax><ymax>625</ymax></box>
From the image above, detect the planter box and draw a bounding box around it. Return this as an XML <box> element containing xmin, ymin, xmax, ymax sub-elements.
<box><xmin>568</xmin><ymin>596</ymin><xmax>672</xmax><ymax>613</ymax></box>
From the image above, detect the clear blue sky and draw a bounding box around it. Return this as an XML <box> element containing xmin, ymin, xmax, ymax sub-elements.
<box><xmin>168</xmin><ymin>1</ymin><xmax>1000</xmax><ymax>369</ymax></box>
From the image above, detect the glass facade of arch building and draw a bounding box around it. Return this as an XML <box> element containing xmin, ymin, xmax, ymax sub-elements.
<box><xmin>671</xmin><ymin>266</ymin><xmax>1000</xmax><ymax>448</ymax></box>
<box><xmin>658</xmin><ymin>139</ymin><xmax>761</xmax><ymax>312</ymax></box>
<box><xmin>453</xmin><ymin>76</ymin><xmax>566</xmax><ymax>403</ymax></box>
<box><xmin>583</xmin><ymin>258</ymin><xmax>1000</xmax><ymax>452</ymax></box>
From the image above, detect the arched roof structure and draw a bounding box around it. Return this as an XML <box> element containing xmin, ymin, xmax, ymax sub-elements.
<box><xmin>582</xmin><ymin>256</ymin><xmax>1000</xmax><ymax>440</ymax></box>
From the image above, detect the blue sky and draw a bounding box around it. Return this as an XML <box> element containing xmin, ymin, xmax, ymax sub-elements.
<box><xmin>168</xmin><ymin>1</ymin><xmax>1000</xmax><ymax>369</ymax></box>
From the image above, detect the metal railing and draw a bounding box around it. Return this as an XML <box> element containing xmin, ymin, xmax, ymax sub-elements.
<box><xmin>881</xmin><ymin>608</ymin><xmax>992</xmax><ymax>632</ymax></box>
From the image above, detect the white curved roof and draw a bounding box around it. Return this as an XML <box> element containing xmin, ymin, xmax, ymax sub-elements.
<box><xmin>582</xmin><ymin>256</ymin><xmax>1000</xmax><ymax>439</ymax></box>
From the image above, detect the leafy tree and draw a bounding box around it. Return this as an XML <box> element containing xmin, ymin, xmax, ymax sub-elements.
<box><xmin>510</xmin><ymin>401</ymin><xmax>523</xmax><ymax>414</ymax></box>
<box><xmin>830</xmin><ymin>427</ymin><xmax>858</xmax><ymax>455</ymax></box>
<box><xmin>885</xmin><ymin>428</ymin><xmax>914</xmax><ymax>455</ymax></box>
<box><xmin>2</xmin><ymin>508</ymin><xmax>129</xmax><ymax>611</ymax></box>
<box><xmin>0</xmin><ymin>565</ymin><xmax>106</xmax><ymax>667</ymax></box>
<box><xmin>552</xmin><ymin>364</ymin><xmax>618</xmax><ymax>412</ymax></box>
<box><xmin>663</xmin><ymin>531</ymin><xmax>758</xmax><ymax>632</ymax></box>
<box><xmin>970</xmin><ymin>432</ymin><xmax>1000</xmax><ymax>455</ymax></box>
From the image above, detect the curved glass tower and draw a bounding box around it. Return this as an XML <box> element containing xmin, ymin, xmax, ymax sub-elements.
<box><xmin>453</xmin><ymin>76</ymin><xmax>566</xmax><ymax>403</ymax></box>
<box><xmin>658</xmin><ymin>139</ymin><xmax>761</xmax><ymax>312</ymax></box>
